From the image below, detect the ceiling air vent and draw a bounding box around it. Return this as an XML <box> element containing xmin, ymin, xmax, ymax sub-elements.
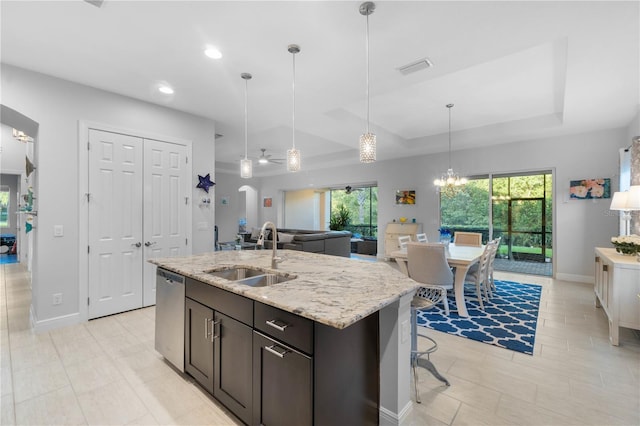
<box><xmin>84</xmin><ymin>0</ymin><xmax>105</xmax><ymax>7</ymax></box>
<box><xmin>397</xmin><ymin>57</ymin><xmax>433</xmax><ymax>75</ymax></box>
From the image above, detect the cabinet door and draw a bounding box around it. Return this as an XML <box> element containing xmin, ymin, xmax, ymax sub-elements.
<box><xmin>253</xmin><ymin>332</ymin><xmax>312</xmax><ymax>426</ymax></box>
<box><xmin>185</xmin><ymin>298</ymin><xmax>214</xmax><ymax>393</ymax></box>
<box><xmin>214</xmin><ymin>312</ymin><xmax>253</xmax><ymax>424</ymax></box>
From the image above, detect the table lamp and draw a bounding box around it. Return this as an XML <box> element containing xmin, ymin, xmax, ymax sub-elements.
<box><xmin>611</xmin><ymin>185</ymin><xmax>640</xmax><ymax>235</ymax></box>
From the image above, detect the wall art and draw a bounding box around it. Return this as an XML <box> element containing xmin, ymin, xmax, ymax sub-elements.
<box><xmin>395</xmin><ymin>190</ymin><xmax>416</xmax><ymax>205</ymax></box>
<box><xmin>569</xmin><ymin>178</ymin><xmax>610</xmax><ymax>199</ymax></box>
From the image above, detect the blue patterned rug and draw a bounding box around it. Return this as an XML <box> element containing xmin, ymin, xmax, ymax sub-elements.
<box><xmin>416</xmin><ymin>280</ymin><xmax>542</xmax><ymax>355</ymax></box>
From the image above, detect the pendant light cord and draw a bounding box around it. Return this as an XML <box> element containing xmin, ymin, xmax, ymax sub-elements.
<box><xmin>448</xmin><ymin>105</ymin><xmax>451</xmax><ymax>169</ymax></box>
<box><xmin>292</xmin><ymin>49</ymin><xmax>296</xmax><ymax>149</ymax></box>
<box><xmin>244</xmin><ymin>78</ymin><xmax>248</xmax><ymax>160</ymax></box>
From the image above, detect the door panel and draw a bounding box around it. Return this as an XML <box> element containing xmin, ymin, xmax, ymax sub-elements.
<box><xmin>253</xmin><ymin>331</ymin><xmax>312</xmax><ymax>426</ymax></box>
<box><xmin>88</xmin><ymin>129</ymin><xmax>143</xmax><ymax>319</ymax></box>
<box><xmin>214</xmin><ymin>312</ymin><xmax>252</xmax><ymax>424</ymax></box>
<box><xmin>143</xmin><ymin>139</ymin><xmax>189</xmax><ymax>307</ymax></box>
<box><xmin>185</xmin><ymin>298</ymin><xmax>214</xmax><ymax>393</ymax></box>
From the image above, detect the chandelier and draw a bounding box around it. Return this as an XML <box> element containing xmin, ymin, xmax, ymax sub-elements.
<box><xmin>434</xmin><ymin>103</ymin><xmax>467</xmax><ymax>194</ymax></box>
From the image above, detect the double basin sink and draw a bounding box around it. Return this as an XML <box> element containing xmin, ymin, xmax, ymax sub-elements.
<box><xmin>205</xmin><ymin>266</ymin><xmax>296</xmax><ymax>287</ymax></box>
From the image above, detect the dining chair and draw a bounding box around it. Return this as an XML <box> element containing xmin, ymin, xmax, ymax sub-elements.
<box><xmin>466</xmin><ymin>237</ymin><xmax>501</xmax><ymax>298</ymax></box>
<box><xmin>463</xmin><ymin>240</ymin><xmax>497</xmax><ymax>309</ymax></box>
<box><xmin>485</xmin><ymin>237</ymin><xmax>501</xmax><ymax>297</ymax></box>
<box><xmin>410</xmin><ymin>285</ymin><xmax>451</xmax><ymax>401</ymax></box>
<box><xmin>453</xmin><ymin>231</ymin><xmax>482</xmax><ymax>246</ymax></box>
<box><xmin>398</xmin><ymin>235</ymin><xmax>412</xmax><ymax>250</ymax></box>
<box><xmin>416</xmin><ymin>233</ymin><xmax>428</xmax><ymax>243</ymax></box>
<box><xmin>407</xmin><ymin>242</ymin><xmax>453</xmax><ymax>315</ymax></box>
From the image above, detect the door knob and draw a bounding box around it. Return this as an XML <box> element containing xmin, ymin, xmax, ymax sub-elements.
<box><xmin>145</xmin><ymin>241</ymin><xmax>157</xmax><ymax>247</ymax></box>
<box><xmin>132</xmin><ymin>242</ymin><xmax>142</xmax><ymax>248</ymax></box>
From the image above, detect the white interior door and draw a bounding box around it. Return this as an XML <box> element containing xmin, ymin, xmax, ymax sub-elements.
<box><xmin>88</xmin><ymin>129</ymin><xmax>143</xmax><ymax>319</ymax></box>
<box><xmin>142</xmin><ymin>139</ymin><xmax>189</xmax><ymax>307</ymax></box>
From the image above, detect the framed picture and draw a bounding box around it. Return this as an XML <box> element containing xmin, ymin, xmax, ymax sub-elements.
<box><xmin>263</xmin><ymin>197</ymin><xmax>272</xmax><ymax>208</ymax></box>
<box><xmin>395</xmin><ymin>190</ymin><xmax>416</xmax><ymax>205</ymax></box>
<box><xmin>569</xmin><ymin>178</ymin><xmax>611</xmax><ymax>199</ymax></box>
<box><xmin>220</xmin><ymin>196</ymin><xmax>230</xmax><ymax>206</ymax></box>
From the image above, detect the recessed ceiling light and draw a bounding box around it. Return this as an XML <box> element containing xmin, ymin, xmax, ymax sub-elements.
<box><xmin>204</xmin><ymin>46</ymin><xmax>222</xmax><ymax>59</ymax></box>
<box><xmin>158</xmin><ymin>85</ymin><xmax>174</xmax><ymax>95</ymax></box>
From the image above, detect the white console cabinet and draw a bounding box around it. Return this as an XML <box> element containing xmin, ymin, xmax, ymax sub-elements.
<box><xmin>383</xmin><ymin>222</ymin><xmax>422</xmax><ymax>259</ymax></box>
<box><xmin>594</xmin><ymin>247</ymin><xmax>640</xmax><ymax>345</ymax></box>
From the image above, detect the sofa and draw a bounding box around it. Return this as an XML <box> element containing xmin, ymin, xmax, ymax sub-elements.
<box><xmin>246</xmin><ymin>228</ymin><xmax>352</xmax><ymax>257</ymax></box>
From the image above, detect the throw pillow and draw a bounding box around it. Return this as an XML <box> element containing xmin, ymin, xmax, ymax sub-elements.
<box><xmin>278</xmin><ymin>233</ymin><xmax>295</xmax><ymax>243</ymax></box>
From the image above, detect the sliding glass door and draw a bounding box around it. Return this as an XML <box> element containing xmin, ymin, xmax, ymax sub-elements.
<box><xmin>441</xmin><ymin>171</ymin><xmax>552</xmax><ymax>276</ymax></box>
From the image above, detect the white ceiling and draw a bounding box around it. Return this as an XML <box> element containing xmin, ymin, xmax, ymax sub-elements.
<box><xmin>2</xmin><ymin>1</ymin><xmax>638</xmax><ymax>176</ymax></box>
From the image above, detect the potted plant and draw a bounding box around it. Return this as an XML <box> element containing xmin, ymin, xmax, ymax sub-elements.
<box><xmin>330</xmin><ymin>204</ymin><xmax>351</xmax><ymax>231</ymax></box>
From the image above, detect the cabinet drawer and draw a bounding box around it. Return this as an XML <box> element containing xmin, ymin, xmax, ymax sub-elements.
<box><xmin>186</xmin><ymin>278</ymin><xmax>253</xmax><ymax>326</ymax></box>
<box><xmin>254</xmin><ymin>302</ymin><xmax>313</xmax><ymax>354</ymax></box>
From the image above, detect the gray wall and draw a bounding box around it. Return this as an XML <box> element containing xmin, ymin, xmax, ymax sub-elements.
<box><xmin>244</xmin><ymin>127</ymin><xmax>628</xmax><ymax>283</ymax></box>
<box><xmin>2</xmin><ymin>64</ymin><xmax>216</xmax><ymax>329</ymax></box>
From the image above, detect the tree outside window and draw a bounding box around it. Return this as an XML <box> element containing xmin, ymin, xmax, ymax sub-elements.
<box><xmin>330</xmin><ymin>186</ymin><xmax>378</xmax><ymax>238</ymax></box>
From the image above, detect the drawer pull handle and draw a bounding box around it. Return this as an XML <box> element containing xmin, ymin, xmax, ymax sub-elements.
<box><xmin>204</xmin><ymin>318</ymin><xmax>211</xmax><ymax>340</ymax></box>
<box><xmin>211</xmin><ymin>319</ymin><xmax>221</xmax><ymax>341</ymax></box>
<box><xmin>265</xmin><ymin>344</ymin><xmax>289</xmax><ymax>358</ymax></box>
<box><xmin>266</xmin><ymin>319</ymin><xmax>289</xmax><ymax>332</ymax></box>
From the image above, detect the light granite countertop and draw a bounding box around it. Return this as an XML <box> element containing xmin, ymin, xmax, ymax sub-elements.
<box><xmin>150</xmin><ymin>250</ymin><xmax>419</xmax><ymax>329</ymax></box>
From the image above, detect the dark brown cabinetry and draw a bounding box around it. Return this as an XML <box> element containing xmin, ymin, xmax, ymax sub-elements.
<box><xmin>214</xmin><ymin>312</ymin><xmax>253</xmax><ymax>423</ymax></box>
<box><xmin>253</xmin><ymin>302</ymin><xmax>379</xmax><ymax>426</ymax></box>
<box><xmin>183</xmin><ymin>276</ymin><xmax>379</xmax><ymax>426</ymax></box>
<box><xmin>253</xmin><ymin>331</ymin><xmax>313</xmax><ymax>426</ymax></box>
<box><xmin>184</xmin><ymin>297</ymin><xmax>214</xmax><ymax>393</ymax></box>
<box><xmin>185</xmin><ymin>278</ymin><xmax>253</xmax><ymax>424</ymax></box>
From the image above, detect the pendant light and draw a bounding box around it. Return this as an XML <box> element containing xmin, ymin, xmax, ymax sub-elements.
<box><xmin>287</xmin><ymin>44</ymin><xmax>301</xmax><ymax>172</ymax></box>
<box><xmin>359</xmin><ymin>1</ymin><xmax>376</xmax><ymax>163</ymax></box>
<box><xmin>240</xmin><ymin>73</ymin><xmax>253</xmax><ymax>179</ymax></box>
<box><xmin>434</xmin><ymin>104</ymin><xmax>467</xmax><ymax>193</ymax></box>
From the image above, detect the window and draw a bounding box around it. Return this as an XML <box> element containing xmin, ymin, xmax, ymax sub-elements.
<box><xmin>0</xmin><ymin>186</ymin><xmax>10</xmax><ymax>228</ymax></box>
<box><xmin>330</xmin><ymin>186</ymin><xmax>378</xmax><ymax>238</ymax></box>
<box><xmin>440</xmin><ymin>177</ymin><xmax>490</xmax><ymax>238</ymax></box>
<box><xmin>440</xmin><ymin>171</ymin><xmax>553</xmax><ymax>275</ymax></box>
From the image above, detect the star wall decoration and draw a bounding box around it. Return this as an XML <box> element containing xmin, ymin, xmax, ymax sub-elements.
<box><xmin>196</xmin><ymin>173</ymin><xmax>215</xmax><ymax>193</ymax></box>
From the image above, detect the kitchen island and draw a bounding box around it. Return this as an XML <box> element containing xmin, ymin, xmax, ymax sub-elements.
<box><xmin>151</xmin><ymin>250</ymin><xmax>419</xmax><ymax>425</ymax></box>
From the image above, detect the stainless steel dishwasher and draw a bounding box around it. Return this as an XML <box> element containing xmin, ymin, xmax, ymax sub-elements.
<box><xmin>154</xmin><ymin>268</ymin><xmax>185</xmax><ymax>372</ymax></box>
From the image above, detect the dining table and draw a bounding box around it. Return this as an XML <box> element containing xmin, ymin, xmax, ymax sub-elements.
<box><xmin>390</xmin><ymin>243</ymin><xmax>485</xmax><ymax>317</ymax></box>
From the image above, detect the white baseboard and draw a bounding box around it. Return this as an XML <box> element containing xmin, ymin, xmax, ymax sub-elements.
<box><xmin>379</xmin><ymin>401</ymin><xmax>413</xmax><ymax>426</ymax></box>
<box><xmin>555</xmin><ymin>273</ymin><xmax>593</xmax><ymax>284</ymax></box>
<box><xmin>31</xmin><ymin>308</ymin><xmax>81</xmax><ymax>333</ymax></box>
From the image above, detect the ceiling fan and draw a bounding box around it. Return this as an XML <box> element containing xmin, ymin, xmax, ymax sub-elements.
<box><xmin>257</xmin><ymin>148</ymin><xmax>285</xmax><ymax>165</ymax></box>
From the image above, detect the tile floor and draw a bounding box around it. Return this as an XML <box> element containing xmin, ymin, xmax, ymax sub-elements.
<box><xmin>1</xmin><ymin>261</ymin><xmax>639</xmax><ymax>425</ymax></box>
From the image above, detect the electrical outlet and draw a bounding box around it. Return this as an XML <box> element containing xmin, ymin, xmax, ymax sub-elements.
<box><xmin>52</xmin><ymin>293</ymin><xmax>63</xmax><ymax>305</ymax></box>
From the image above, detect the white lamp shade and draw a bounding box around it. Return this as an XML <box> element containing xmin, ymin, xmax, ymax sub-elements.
<box><xmin>628</xmin><ymin>185</ymin><xmax>640</xmax><ymax>210</ymax></box>
<box><xmin>610</xmin><ymin>191</ymin><xmax>629</xmax><ymax>210</ymax></box>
